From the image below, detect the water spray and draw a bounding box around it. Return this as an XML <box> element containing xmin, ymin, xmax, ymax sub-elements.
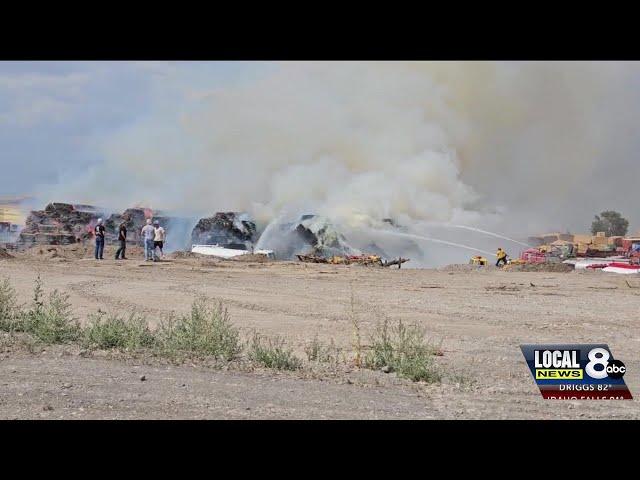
<box><xmin>449</xmin><ymin>225</ymin><xmax>532</xmax><ymax>248</ymax></box>
<box><xmin>365</xmin><ymin>228</ymin><xmax>496</xmax><ymax>257</ymax></box>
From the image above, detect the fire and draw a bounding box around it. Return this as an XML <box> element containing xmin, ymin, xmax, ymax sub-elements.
<box><xmin>86</xmin><ymin>219</ymin><xmax>98</xmax><ymax>235</ymax></box>
<box><xmin>144</xmin><ymin>208</ymin><xmax>153</xmax><ymax>219</ymax></box>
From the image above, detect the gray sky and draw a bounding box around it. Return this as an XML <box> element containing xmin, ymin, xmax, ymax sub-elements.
<box><xmin>0</xmin><ymin>61</ymin><xmax>265</xmax><ymax>195</ymax></box>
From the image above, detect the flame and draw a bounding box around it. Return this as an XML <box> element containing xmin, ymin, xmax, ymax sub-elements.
<box><xmin>86</xmin><ymin>218</ymin><xmax>98</xmax><ymax>234</ymax></box>
<box><xmin>144</xmin><ymin>208</ymin><xmax>153</xmax><ymax>219</ymax></box>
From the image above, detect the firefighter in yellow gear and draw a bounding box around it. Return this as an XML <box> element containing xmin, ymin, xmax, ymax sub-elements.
<box><xmin>496</xmin><ymin>248</ymin><xmax>508</xmax><ymax>267</ymax></box>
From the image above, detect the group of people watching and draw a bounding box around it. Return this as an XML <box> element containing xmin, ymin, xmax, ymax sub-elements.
<box><xmin>93</xmin><ymin>218</ymin><xmax>165</xmax><ymax>261</ymax></box>
<box><xmin>140</xmin><ymin>219</ymin><xmax>165</xmax><ymax>261</ymax></box>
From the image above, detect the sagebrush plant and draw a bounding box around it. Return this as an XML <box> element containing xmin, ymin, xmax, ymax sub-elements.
<box><xmin>0</xmin><ymin>277</ymin><xmax>18</xmax><ymax>331</ymax></box>
<box><xmin>156</xmin><ymin>296</ymin><xmax>241</xmax><ymax>361</ymax></box>
<box><xmin>364</xmin><ymin>318</ymin><xmax>440</xmax><ymax>383</ymax></box>
<box><xmin>83</xmin><ymin>312</ymin><xmax>156</xmax><ymax>351</ymax></box>
<box><xmin>16</xmin><ymin>277</ymin><xmax>81</xmax><ymax>344</ymax></box>
<box><xmin>304</xmin><ymin>335</ymin><xmax>325</xmax><ymax>362</ymax></box>
<box><xmin>248</xmin><ymin>332</ymin><xmax>302</xmax><ymax>371</ymax></box>
<box><xmin>305</xmin><ymin>335</ymin><xmax>340</xmax><ymax>365</ymax></box>
<box><xmin>364</xmin><ymin>318</ymin><xmax>394</xmax><ymax>368</ymax></box>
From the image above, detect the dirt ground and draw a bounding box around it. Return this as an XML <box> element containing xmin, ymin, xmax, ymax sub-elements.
<box><xmin>1</xmin><ymin>245</ymin><xmax>639</xmax><ymax>419</ymax></box>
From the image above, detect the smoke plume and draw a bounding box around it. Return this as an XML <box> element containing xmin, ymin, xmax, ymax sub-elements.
<box><xmin>43</xmin><ymin>62</ymin><xmax>640</xmax><ymax>263</ymax></box>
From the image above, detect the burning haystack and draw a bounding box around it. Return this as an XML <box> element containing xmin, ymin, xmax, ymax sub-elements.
<box><xmin>293</xmin><ymin>215</ymin><xmax>357</xmax><ymax>257</ymax></box>
<box><xmin>18</xmin><ymin>203</ymin><xmax>105</xmax><ymax>247</ymax></box>
<box><xmin>261</xmin><ymin>214</ymin><xmax>358</xmax><ymax>260</ymax></box>
<box><xmin>191</xmin><ymin>212</ymin><xmax>257</xmax><ymax>250</ymax></box>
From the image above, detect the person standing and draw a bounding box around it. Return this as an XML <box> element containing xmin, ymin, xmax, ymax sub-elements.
<box><xmin>153</xmin><ymin>220</ymin><xmax>166</xmax><ymax>260</ymax></box>
<box><xmin>141</xmin><ymin>219</ymin><xmax>155</xmax><ymax>261</ymax></box>
<box><xmin>115</xmin><ymin>222</ymin><xmax>127</xmax><ymax>260</ymax></box>
<box><xmin>94</xmin><ymin>218</ymin><xmax>105</xmax><ymax>260</ymax></box>
<box><xmin>496</xmin><ymin>247</ymin><xmax>508</xmax><ymax>267</ymax></box>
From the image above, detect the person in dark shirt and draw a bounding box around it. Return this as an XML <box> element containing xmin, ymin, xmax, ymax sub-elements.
<box><xmin>94</xmin><ymin>218</ymin><xmax>105</xmax><ymax>260</ymax></box>
<box><xmin>115</xmin><ymin>222</ymin><xmax>127</xmax><ymax>260</ymax></box>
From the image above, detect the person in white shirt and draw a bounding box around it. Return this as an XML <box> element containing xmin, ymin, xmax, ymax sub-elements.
<box><xmin>141</xmin><ymin>219</ymin><xmax>156</xmax><ymax>261</ymax></box>
<box><xmin>153</xmin><ymin>220</ymin><xmax>166</xmax><ymax>260</ymax></box>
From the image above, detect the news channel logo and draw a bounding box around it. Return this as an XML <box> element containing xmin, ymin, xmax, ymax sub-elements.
<box><xmin>520</xmin><ymin>344</ymin><xmax>632</xmax><ymax>400</ymax></box>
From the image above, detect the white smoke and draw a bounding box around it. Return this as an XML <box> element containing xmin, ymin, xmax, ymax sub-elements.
<box><xmin>44</xmin><ymin>61</ymin><xmax>640</xmax><ymax>264</ymax></box>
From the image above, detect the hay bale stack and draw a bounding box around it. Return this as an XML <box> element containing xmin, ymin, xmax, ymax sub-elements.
<box><xmin>18</xmin><ymin>203</ymin><xmax>103</xmax><ymax>248</ymax></box>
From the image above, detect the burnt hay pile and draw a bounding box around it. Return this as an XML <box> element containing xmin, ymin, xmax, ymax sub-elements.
<box><xmin>191</xmin><ymin>212</ymin><xmax>256</xmax><ymax>250</ymax></box>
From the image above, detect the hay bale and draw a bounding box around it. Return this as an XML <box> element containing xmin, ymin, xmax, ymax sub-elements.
<box><xmin>592</xmin><ymin>235</ymin><xmax>608</xmax><ymax>246</ymax></box>
<box><xmin>191</xmin><ymin>212</ymin><xmax>256</xmax><ymax>248</ymax></box>
<box><xmin>573</xmin><ymin>234</ymin><xmax>592</xmax><ymax>244</ymax></box>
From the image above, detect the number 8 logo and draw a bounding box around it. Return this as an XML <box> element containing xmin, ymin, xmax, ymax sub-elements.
<box><xmin>585</xmin><ymin>347</ymin><xmax>610</xmax><ymax>379</ymax></box>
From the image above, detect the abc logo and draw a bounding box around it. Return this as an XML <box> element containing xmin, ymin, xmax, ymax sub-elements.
<box><xmin>585</xmin><ymin>347</ymin><xmax>626</xmax><ymax>379</ymax></box>
<box><xmin>606</xmin><ymin>360</ymin><xmax>626</xmax><ymax>379</ymax></box>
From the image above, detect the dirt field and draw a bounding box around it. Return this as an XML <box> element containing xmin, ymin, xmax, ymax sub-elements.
<box><xmin>1</xmin><ymin>245</ymin><xmax>639</xmax><ymax>419</ymax></box>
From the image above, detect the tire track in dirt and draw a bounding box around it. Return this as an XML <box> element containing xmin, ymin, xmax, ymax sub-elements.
<box><xmin>67</xmin><ymin>279</ymin><xmax>171</xmax><ymax>318</ymax></box>
<box><xmin>164</xmin><ymin>282</ymin><xmax>349</xmax><ymax>323</ymax></box>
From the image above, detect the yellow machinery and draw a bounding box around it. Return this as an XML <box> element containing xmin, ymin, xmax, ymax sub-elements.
<box><xmin>469</xmin><ymin>255</ymin><xmax>488</xmax><ymax>266</ymax></box>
